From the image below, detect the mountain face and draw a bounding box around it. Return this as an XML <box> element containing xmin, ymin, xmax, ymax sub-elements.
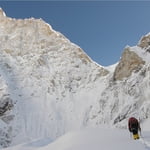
<box><xmin>0</xmin><ymin>8</ymin><xmax>150</xmax><ymax>148</ymax></box>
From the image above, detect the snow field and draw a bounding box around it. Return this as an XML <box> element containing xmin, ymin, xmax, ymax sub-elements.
<box><xmin>2</xmin><ymin>127</ymin><xmax>150</xmax><ymax>150</ymax></box>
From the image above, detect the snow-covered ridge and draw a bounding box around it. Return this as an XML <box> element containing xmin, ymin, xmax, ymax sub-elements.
<box><xmin>0</xmin><ymin>8</ymin><xmax>150</xmax><ymax>149</ymax></box>
<box><xmin>126</xmin><ymin>46</ymin><xmax>150</xmax><ymax>64</ymax></box>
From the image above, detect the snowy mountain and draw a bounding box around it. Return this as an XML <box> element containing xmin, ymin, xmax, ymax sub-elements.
<box><xmin>0</xmin><ymin>8</ymin><xmax>150</xmax><ymax>148</ymax></box>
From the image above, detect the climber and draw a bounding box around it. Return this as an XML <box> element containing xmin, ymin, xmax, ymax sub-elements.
<box><xmin>128</xmin><ymin>117</ymin><xmax>141</xmax><ymax>140</ymax></box>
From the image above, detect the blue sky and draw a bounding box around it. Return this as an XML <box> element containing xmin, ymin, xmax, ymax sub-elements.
<box><xmin>1</xmin><ymin>1</ymin><xmax>150</xmax><ymax>66</ymax></box>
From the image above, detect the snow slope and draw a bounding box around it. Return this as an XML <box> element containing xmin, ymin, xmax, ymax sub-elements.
<box><xmin>2</xmin><ymin>127</ymin><xmax>150</xmax><ymax>150</ymax></box>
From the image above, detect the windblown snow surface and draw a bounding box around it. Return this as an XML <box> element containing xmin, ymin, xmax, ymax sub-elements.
<box><xmin>2</xmin><ymin>124</ymin><xmax>150</xmax><ymax>150</ymax></box>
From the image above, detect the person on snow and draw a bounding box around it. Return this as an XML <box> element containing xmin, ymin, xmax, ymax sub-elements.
<box><xmin>128</xmin><ymin>117</ymin><xmax>141</xmax><ymax>140</ymax></box>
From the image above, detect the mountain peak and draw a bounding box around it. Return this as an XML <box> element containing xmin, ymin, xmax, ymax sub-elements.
<box><xmin>138</xmin><ymin>33</ymin><xmax>150</xmax><ymax>51</ymax></box>
<box><xmin>0</xmin><ymin>8</ymin><xmax>6</xmax><ymax>17</ymax></box>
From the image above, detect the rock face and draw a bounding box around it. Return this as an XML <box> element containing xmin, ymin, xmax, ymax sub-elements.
<box><xmin>138</xmin><ymin>34</ymin><xmax>150</xmax><ymax>49</ymax></box>
<box><xmin>113</xmin><ymin>48</ymin><xmax>145</xmax><ymax>80</ymax></box>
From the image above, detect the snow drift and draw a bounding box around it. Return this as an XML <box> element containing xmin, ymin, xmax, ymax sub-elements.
<box><xmin>2</xmin><ymin>127</ymin><xmax>150</xmax><ymax>150</ymax></box>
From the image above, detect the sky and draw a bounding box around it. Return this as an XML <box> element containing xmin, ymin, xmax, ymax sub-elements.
<box><xmin>1</xmin><ymin>1</ymin><xmax>150</xmax><ymax>66</ymax></box>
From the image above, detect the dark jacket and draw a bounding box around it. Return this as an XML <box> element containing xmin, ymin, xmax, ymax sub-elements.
<box><xmin>128</xmin><ymin>117</ymin><xmax>141</xmax><ymax>134</ymax></box>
